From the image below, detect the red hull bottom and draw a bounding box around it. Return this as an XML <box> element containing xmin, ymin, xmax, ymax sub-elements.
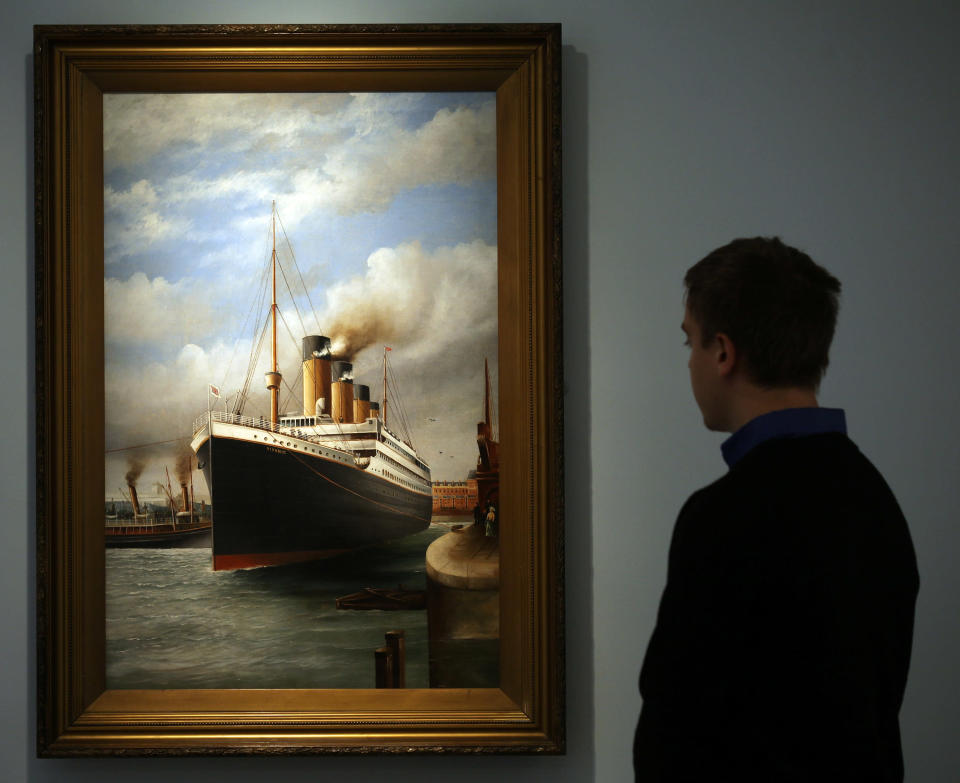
<box><xmin>213</xmin><ymin>548</ymin><xmax>351</xmax><ymax>571</ymax></box>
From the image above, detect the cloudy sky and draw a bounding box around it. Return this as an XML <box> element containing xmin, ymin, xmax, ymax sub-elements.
<box><xmin>104</xmin><ymin>92</ymin><xmax>498</xmax><ymax>502</ymax></box>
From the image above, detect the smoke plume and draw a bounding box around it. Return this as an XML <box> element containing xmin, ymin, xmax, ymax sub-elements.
<box><xmin>321</xmin><ymin>239</ymin><xmax>496</xmax><ymax>367</ymax></box>
<box><xmin>125</xmin><ymin>458</ymin><xmax>146</xmax><ymax>486</ymax></box>
<box><xmin>174</xmin><ymin>449</ymin><xmax>193</xmax><ymax>485</ymax></box>
<box><xmin>328</xmin><ymin>311</ymin><xmax>399</xmax><ymax>361</ymax></box>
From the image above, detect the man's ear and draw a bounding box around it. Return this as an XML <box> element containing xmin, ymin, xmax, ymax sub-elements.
<box><xmin>714</xmin><ymin>332</ymin><xmax>737</xmax><ymax>377</ymax></box>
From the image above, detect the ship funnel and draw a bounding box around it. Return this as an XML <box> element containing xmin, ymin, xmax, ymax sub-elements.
<box><xmin>353</xmin><ymin>384</ymin><xmax>371</xmax><ymax>422</ymax></box>
<box><xmin>369</xmin><ymin>401</ymin><xmax>380</xmax><ymax>419</ymax></box>
<box><xmin>302</xmin><ymin>335</ymin><xmax>332</xmax><ymax>417</ymax></box>
<box><xmin>127</xmin><ymin>483</ymin><xmax>141</xmax><ymax>516</ymax></box>
<box><xmin>331</xmin><ymin>360</ymin><xmax>354</xmax><ymax>423</ymax></box>
<box><xmin>180</xmin><ymin>483</ymin><xmax>189</xmax><ymax>513</ymax></box>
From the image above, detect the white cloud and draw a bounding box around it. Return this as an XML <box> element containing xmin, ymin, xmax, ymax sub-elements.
<box><xmin>104</xmin><ymin>272</ymin><xmax>222</xmax><ymax>350</ymax></box>
<box><xmin>103</xmin><ymin>93</ymin><xmax>350</xmax><ymax>169</ymax></box>
<box><xmin>104</xmin><ymin>180</ymin><xmax>190</xmax><ymax>258</ymax></box>
<box><xmin>163</xmin><ymin>170</ymin><xmax>278</xmax><ymax>206</ymax></box>
<box><xmin>104</xmin><ymin>93</ymin><xmax>496</xmax><ymax>237</ymax></box>
<box><xmin>307</xmin><ymin>101</ymin><xmax>496</xmax><ymax>216</ymax></box>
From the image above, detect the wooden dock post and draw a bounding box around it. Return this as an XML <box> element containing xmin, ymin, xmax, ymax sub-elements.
<box><xmin>385</xmin><ymin>630</ymin><xmax>406</xmax><ymax>688</ymax></box>
<box><xmin>374</xmin><ymin>646</ymin><xmax>394</xmax><ymax>688</ymax></box>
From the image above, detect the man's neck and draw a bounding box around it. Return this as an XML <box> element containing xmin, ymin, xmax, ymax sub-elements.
<box><xmin>724</xmin><ymin>386</ymin><xmax>819</xmax><ymax>433</ymax></box>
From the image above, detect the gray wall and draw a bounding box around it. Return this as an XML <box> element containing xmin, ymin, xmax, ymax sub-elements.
<box><xmin>2</xmin><ymin>1</ymin><xmax>957</xmax><ymax>781</ymax></box>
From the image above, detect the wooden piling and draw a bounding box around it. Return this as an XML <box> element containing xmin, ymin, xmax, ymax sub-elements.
<box><xmin>374</xmin><ymin>646</ymin><xmax>393</xmax><ymax>688</ymax></box>
<box><xmin>385</xmin><ymin>630</ymin><xmax>406</xmax><ymax>688</ymax></box>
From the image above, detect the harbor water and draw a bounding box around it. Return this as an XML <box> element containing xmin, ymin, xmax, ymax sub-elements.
<box><xmin>106</xmin><ymin>517</ymin><xmax>464</xmax><ymax>689</ymax></box>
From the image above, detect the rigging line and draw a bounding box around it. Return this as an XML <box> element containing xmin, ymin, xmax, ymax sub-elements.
<box><xmin>396</xmin><ymin>397</ymin><xmax>414</xmax><ymax>447</ymax></box>
<box><xmin>222</xmin><ymin>228</ymin><xmax>272</xmax><ymax>394</ymax></box>
<box><xmin>248</xmin><ymin>251</ymin><xmax>272</xmax><ymax>341</ymax></box>
<box><xmin>105</xmin><ymin>436</ymin><xmax>190</xmax><ymax>454</ymax></box>
<box><xmin>276</xmin><ymin>211</ymin><xmax>324</xmax><ymax>335</ymax></box>
<box><xmin>223</xmin><ymin>390</ymin><xmax>240</xmax><ymax>414</ymax></box>
<box><xmin>280</xmin><ymin>364</ymin><xmax>304</xmax><ymax>412</ymax></box>
<box><xmin>234</xmin><ymin>253</ymin><xmax>272</xmax><ymax>411</ymax></box>
<box><xmin>274</xmin><ymin>244</ymin><xmax>309</xmax><ymax>339</ymax></box>
<box><xmin>244</xmin><ymin>321</ymin><xmax>268</xmax><ymax>404</ymax></box>
<box><xmin>237</xmin><ymin>311</ymin><xmax>270</xmax><ymax>415</ymax></box>
<box><xmin>241</xmin><ymin>310</ymin><xmax>270</xmax><ymax>394</ymax></box>
<box><xmin>288</xmin><ymin>451</ymin><xmax>431</xmax><ymax>523</ymax></box>
<box><xmin>274</xmin><ymin>307</ymin><xmax>347</xmax><ymax>438</ymax></box>
<box><xmin>397</xmin><ymin>386</ymin><xmax>415</xmax><ymax>447</ymax></box>
<box><xmin>386</xmin><ymin>361</ymin><xmax>416</xmax><ymax>447</ymax></box>
<box><xmin>384</xmin><ymin>361</ymin><xmax>408</xmax><ymax>443</ymax></box>
<box><xmin>271</xmin><ymin>307</ymin><xmax>314</xmax><ymax>419</ymax></box>
<box><xmin>232</xmin><ymin>389</ymin><xmax>251</xmax><ymax>413</ymax></box>
<box><xmin>276</xmin><ymin>306</ymin><xmax>303</xmax><ymax>358</ymax></box>
<box><xmin>221</xmin><ymin>233</ymin><xmax>272</xmax><ymax>392</ymax></box>
<box><xmin>387</xmin><ymin>380</ymin><xmax>409</xmax><ymax>444</ymax></box>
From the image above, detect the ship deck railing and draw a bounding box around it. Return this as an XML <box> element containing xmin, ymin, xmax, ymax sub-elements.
<box><xmin>105</xmin><ymin>520</ymin><xmax>210</xmax><ymax>534</ymax></box>
<box><xmin>193</xmin><ymin>410</ymin><xmax>355</xmax><ymax>454</ymax></box>
<box><xmin>193</xmin><ymin>410</ymin><xmax>290</xmax><ymax>438</ymax></box>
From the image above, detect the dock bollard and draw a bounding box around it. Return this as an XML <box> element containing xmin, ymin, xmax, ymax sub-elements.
<box><xmin>374</xmin><ymin>647</ymin><xmax>394</xmax><ymax>688</ymax></box>
<box><xmin>385</xmin><ymin>630</ymin><xmax>406</xmax><ymax>688</ymax></box>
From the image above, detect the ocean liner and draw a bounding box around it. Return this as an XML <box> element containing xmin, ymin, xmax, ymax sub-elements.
<box><xmin>190</xmin><ymin>205</ymin><xmax>432</xmax><ymax>570</ymax></box>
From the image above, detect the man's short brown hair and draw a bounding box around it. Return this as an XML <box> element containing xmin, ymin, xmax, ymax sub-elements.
<box><xmin>684</xmin><ymin>237</ymin><xmax>841</xmax><ymax>389</ymax></box>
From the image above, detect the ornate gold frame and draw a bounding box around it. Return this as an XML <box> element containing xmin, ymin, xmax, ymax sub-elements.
<box><xmin>34</xmin><ymin>24</ymin><xmax>563</xmax><ymax>755</ymax></box>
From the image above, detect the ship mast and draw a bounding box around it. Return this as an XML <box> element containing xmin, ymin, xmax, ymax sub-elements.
<box><xmin>484</xmin><ymin>357</ymin><xmax>491</xmax><ymax>428</ymax></box>
<box><xmin>382</xmin><ymin>345</ymin><xmax>389</xmax><ymax>428</ymax></box>
<box><xmin>264</xmin><ymin>201</ymin><xmax>282</xmax><ymax>425</ymax></box>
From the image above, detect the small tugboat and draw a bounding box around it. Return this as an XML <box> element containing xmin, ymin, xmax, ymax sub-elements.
<box><xmin>105</xmin><ymin>471</ymin><xmax>210</xmax><ymax>548</ymax></box>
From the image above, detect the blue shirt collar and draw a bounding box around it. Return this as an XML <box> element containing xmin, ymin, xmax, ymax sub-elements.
<box><xmin>721</xmin><ymin>407</ymin><xmax>847</xmax><ymax>468</ymax></box>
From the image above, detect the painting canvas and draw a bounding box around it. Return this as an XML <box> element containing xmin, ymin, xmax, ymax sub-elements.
<box><xmin>103</xmin><ymin>91</ymin><xmax>500</xmax><ymax>690</ymax></box>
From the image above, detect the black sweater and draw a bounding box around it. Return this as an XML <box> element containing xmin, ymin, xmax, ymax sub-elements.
<box><xmin>635</xmin><ymin>433</ymin><xmax>919</xmax><ymax>783</ymax></box>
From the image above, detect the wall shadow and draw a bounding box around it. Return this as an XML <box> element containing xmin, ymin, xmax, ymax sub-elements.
<box><xmin>556</xmin><ymin>42</ymin><xmax>595</xmax><ymax>780</ymax></box>
<box><xmin>25</xmin><ymin>49</ymin><xmax>38</xmax><ymax>776</ymax></box>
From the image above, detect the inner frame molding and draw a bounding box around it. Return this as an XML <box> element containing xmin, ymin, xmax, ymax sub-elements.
<box><xmin>34</xmin><ymin>24</ymin><xmax>563</xmax><ymax>755</ymax></box>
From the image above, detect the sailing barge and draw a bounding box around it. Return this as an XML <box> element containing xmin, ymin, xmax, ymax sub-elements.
<box><xmin>190</xmin><ymin>205</ymin><xmax>432</xmax><ymax>570</ymax></box>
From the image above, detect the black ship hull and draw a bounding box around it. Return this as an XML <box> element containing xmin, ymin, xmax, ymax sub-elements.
<box><xmin>195</xmin><ymin>431</ymin><xmax>432</xmax><ymax>570</ymax></box>
<box><xmin>106</xmin><ymin>525</ymin><xmax>212</xmax><ymax>548</ymax></box>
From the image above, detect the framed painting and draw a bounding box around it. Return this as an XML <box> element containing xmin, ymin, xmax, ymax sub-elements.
<box><xmin>35</xmin><ymin>24</ymin><xmax>563</xmax><ymax>755</ymax></box>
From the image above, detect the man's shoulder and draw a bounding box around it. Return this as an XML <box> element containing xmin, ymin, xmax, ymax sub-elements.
<box><xmin>677</xmin><ymin>472</ymin><xmax>731</xmax><ymax>518</ymax></box>
<box><xmin>733</xmin><ymin>431</ymin><xmax>879</xmax><ymax>487</ymax></box>
<box><xmin>681</xmin><ymin>432</ymin><xmax>904</xmax><ymax>526</ymax></box>
<box><xmin>740</xmin><ymin>429</ymin><xmax>858</xmax><ymax>462</ymax></box>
